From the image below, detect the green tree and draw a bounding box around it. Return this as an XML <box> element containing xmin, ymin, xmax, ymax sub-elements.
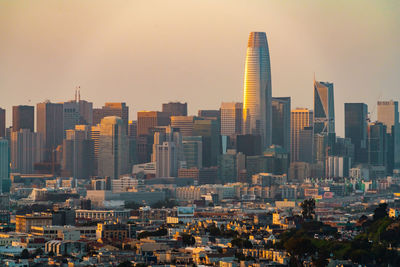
<box><xmin>373</xmin><ymin>203</ymin><xmax>388</xmax><ymax>221</ymax></box>
<box><xmin>300</xmin><ymin>198</ymin><xmax>315</xmax><ymax>220</ymax></box>
<box><xmin>20</xmin><ymin>249</ymin><xmax>30</xmax><ymax>259</ymax></box>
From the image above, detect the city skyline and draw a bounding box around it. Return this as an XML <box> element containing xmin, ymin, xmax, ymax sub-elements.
<box><xmin>1</xmin><ymin>1</ymin><xmax>400</xmax><ymax>137</ymax></box>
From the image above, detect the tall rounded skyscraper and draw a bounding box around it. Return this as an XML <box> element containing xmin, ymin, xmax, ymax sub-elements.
<box><xmin>242</xmin><ymin>32</ymin><xmax>272</xmax><ymax>149</ymax></box>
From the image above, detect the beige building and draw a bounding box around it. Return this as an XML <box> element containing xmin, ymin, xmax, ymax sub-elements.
<box><xmin>220</xmin><ymin>102</ymin><xmax>243</xmax><ymax>136</ymax></box>
<box><xmin>170</xmin><ymin>116</ymin><xmax>196</xmax><ymax>137</ymax></box>
<box><xmin>290</xmin><ymin>108</ymin><xmax>313</xmax><ymax>163</ymax></box>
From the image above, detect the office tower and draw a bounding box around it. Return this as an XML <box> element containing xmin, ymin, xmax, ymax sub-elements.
<box><xmin>291</xmin><ymin>108</ymin><xmax>313</xmax><ymax>163</ymax></box>
<box><xmin>170</xmin><ymin>116</ymin><xmax>196</xmax><ymax>137</ymax></box>
<box><xmin>0</xmin><ymin>108</ymin><xmax>5</xmax><ymax>138</ymax></box>
<box><xmin>198</xmin><ymin>167</ymin><xmax>218</xmax><ymax>185</ymax></box>
<box><xmin>271</xmin><ymin>97</ymin><xmax>291</xmax><ymax>153</ymax></box>
<box><xmin>377</xmin><ymin>100</ymin><xmax>400</xmax><ymax>170</ymax></box>
<box><xmin>62</xmin><ymin>128</ymin><xmax>94</xmax><ymax>179</ymax></box>
<box><xmin>220</xmin><ymin>102</ymin><xmax>243</xmax><ymax>136</ymax></box>
<box><xmin>36</xmin><ymin>101</ymin><xmax>64</xmax><ymax>161</ymax></box>
<box><xmin>345</xmin><ymin>103</ymin><xmax>368</xmax><ymax>164</ymax></box>
<box><xmin>153</xmin><ymin>127</ymin><xmax>183</xmax><ymax>177</ymax></box>
<box><xmin>236</xmin><ymin>134</ymin><xmax>262</xmax><ymax>156</ymax></box>
<box><xmin>93</xmin><ymin>103</ymin><xmax>129</xmax><ymax>133</ymax></box>
<box><xmin>242</xmin><ymin>32</ymin><xmax>272</xmax><ymax>149</ymax></box>
<box><xmin>10</xmin><ymin>129</ymin><xmax>43</xmax><ymax>174</ymax></box>
<box><xmin>378</xmin><ymin>100</ymin><xmax>399</xmax><ymax>133</ymax></box>
<box><xmin>155</xmin><ymin>142</ymin><xmax>177</xmax><ymax>177</ymax></box>
<box><xmin>61</xmin><ymin>95</ymin><xmax>93</xmax><ymax>134</ymax></box>
<box><xmin>298</xmin><ymin>126</ymin><xmax>314</xmax><ymax>163</ymax></box>
<box><xmin>198</xmin><ymin>110</ymin><xmax>220</xmax><ymax>121</ymax></box>
<box><xmin>127</xmin><ymin>120</ymin><xmax>138</xmax><ymax>167</ymax></box>
<box><xmin>162</xmin><ymin>102</ymin><xmax>187</xmax><ymax>117</ymax></box>
<box><xmin>193</xmin><ymin>119</ymin><xmax>220</xmax><ymax>167</ymax></box>
<box><xmin>218</xmin><ymin>150</ymin><xmax>238</xmax><ymax>183</ymax></box>
<box><xmin>314</xmin><ymin>80</ymin><xmax>335</xmax><ymax>134</ymax></box>
<box><xmin>368</xmin><ymin>122</ymin><xmax>387</xmax><ymax>168</ymax></box>
<box><xmin>12</xmin><ymin>105</ymin><xmax>34</xmax><ymax>132</ymax></box>
<box><xmin>137</xmin><ymin>111</ymin><xmax>170</xmax><ymax>137</ymax></box>
<box><xmin>183</xmin><ymin>136</ymin><xmax>203</xmax><ymax>169</ymax></box>
<box><xmin>0</xmin><ymin>139</ymin><xmax>10</xmax><ymax>193</ymax></box>
<box><xmin>128</xmin><ymin>120</ymin><xmax>137</xmax><ymax>139</ymax></box>
<box><xmin>62</xmin><ymin>101</ymin><xmax>81</xmax><ymax>134</ymax></box>
<box><xmin>88</xmin><ymin>125</ymin><xmax>100</xmax><ymax>175</ymax></box>
<box><xmin>98</xmin><ymin>116</ymin><xmax>129</xmax><ymax>179</ymax></box>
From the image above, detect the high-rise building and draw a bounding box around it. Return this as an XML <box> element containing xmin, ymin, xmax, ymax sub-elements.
<box><xmin>137</xmin><ymin>111</ymin><xmax>170</xmax><ymax>137</ymax></box>
<box><xmin>183</xmin><ymin>136</ymin><xmax>203</xmax><ymax>169</ymax></box>
<box><xmin>62</xmin><ymin>128</ymin><xmax>94</xmax><ymax>179</ymax></box>
<box><xmin>197</xmin><ymin>110</ymin><xmax>220</xmax><ymax>121</ymax></box>
<box><xmin>128</xmin><ymin>120</ymin><xmax>137</xmax><ymax>139</ymax></box>
<box><xmin>377</xmin><ymin>100</ymin><xmax>399</xmax><ymax>134</ymax></box>
<box><xmin>60</xmin><ymin>91</ymin><xmax>93</xmax><ymax>135</ymax></box>
<box><xmin>193</xmin><ymin>119</ymin><xmax>220</xmax><ymax>167</ymax></box>
<box><xmin>98</xmin><ymin>116</ymin><xmax>129</xmax><ymax>179</ymax></box>
<box><xmin>377</xmin><ymin>100</ymin><xmax>400</xmax><ymax>170</ymax></box>
<box><xmin>242</xmin><ymin>32</ymin><xmax>272</xmax><ymax>149</ymax></box>
<box><xmin>162</xmin><ymin>102</ymin><xmax>187</xmax><ymax>117</ymax></box>
<box><xmin>36</xmin><ymin>101</ymin><xmax>64</xmax><ymax>161</ymax></box>
<box><xmin>170</xmin><ymin>116</ymin><xmax>196</xmax><ymax>137</ymax></box>
<box><xmin>236</xmin><ymin>134</ymin><xmax>262</xmax><ymax>156</ymax></box>
<box><xmin>368</xmin><ymin>122</ymin><xmax>388</xmax><ymax>168</ymax></box>
<box><xmin>290</xmin><ymin>108</ymin><xmax>313</xmax><ymax>163</ymax></box>
<box><xmin>298</xmin><ymin>126</ymin><xmax>314</xmax><ymax>163</ymax></box>
<box><xmin>93</xmin><ymin>103</ymin><xmax>129</xmax><ymax>134</ymax></box>
<box><xmin>12</xmin><ymin>105</ymin><xmax>34</xmax><ymax>132</ymax></box>
<box><xmin>314</xmin><ymin>80</ymin><xmax>335</xmax><ymax>134</ymax></box>
<box><xmin>0</xmin><ymin>139</ymin><xmax>10</xmax><ymax>193</ymax></box>
<box><xmin>220</xmin><ymin>102</ymin><xmax>243</xmax><ymax>136</ymax></box>
<box><xmin>0</xmin><ymin>108</ymin><xmax>5</xmax><ymax>138</ymax></box>
<box><xmin>155</xmin><ymin>142</ymin><xmax>177</xmax><ymax>178</ymax></box>
<box><xmin>10</xmin><ymin>129</ymin><xmax>43</xmax><ymax>174</ymax></box>
<box><xmin>271</xmin><ymin>97</ymin><xmax>291</xmax><ymax>153</ymax></box>
<box><xmin>153</xmin><ymin>127</ymin><xmax>183</xmax><ymax>177</ymax></box>
<box><xmin>345</xmin><ymin>103</ymin><xmax>368</xmax><ymax>164</ymax></box>
<box><xmin>88</xmin><ymin>124</ymin><xmax>100</xmax><ymax>175</ymax></box>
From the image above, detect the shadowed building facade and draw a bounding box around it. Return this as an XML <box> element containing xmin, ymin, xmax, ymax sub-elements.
<box><xmin>272</xmin><ymin>97</ymin><xmax>291</xmax><ymax>154</ymax></box>
<box><xmin>12</xmin><ymin>105</ymin><xmax>34</xmax><ymax>132</ymax></box>
<box><xmin>345</xmin><ymin>103</ymin><xmax>368</xmax><ymax>164</ymax></box>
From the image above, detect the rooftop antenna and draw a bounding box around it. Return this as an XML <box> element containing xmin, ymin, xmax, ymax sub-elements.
<box><xmin>78</xmin><ymin>86</ymin><xmax>81</xmax><ymax>102</ymax></box>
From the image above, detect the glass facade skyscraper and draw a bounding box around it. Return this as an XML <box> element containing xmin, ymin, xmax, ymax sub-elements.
<box><xmin>242</xmin><ymin>32</ymin><xmax>272</xmax><ymax>149</ymax></box>
<box><xmin>345</xmin><ymin>103</ymin><xmax>368</xmax><ymax>164</ymax></box>
<box><xmin>314</xmin><ymin>80</ymin><xmax>335</xmax><ymax>134</ymax></box>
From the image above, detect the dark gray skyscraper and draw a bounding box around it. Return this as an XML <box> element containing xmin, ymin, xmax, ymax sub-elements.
<box><xmin>243</xmin><ymin>32</ymin><xmax>272</xmax><ymax>149</ymax></box>
<box><xmin>13</xmin><ymin>105</ymin><xmax>34</xmax><ymax>132</ymax></box>
<box><xmin>37</xmin><ymin>101</ymin><xmax>64</xmax><ymax>161</ymax></box>
<box><xmin>345</xmin><ymin>103</ymin><xmax>368</xmax><ymax>163</ymax></box>
<box><xmin>272</xmin><ymin>97</ymin><xmax>291</xmax><ymax>153</ymax></box>
<box><xmin>368</xmin><ymin>122</ymin><xmax>387</xmax><ymax>168</ymax></box>
<box><xmin>0</xmin><ymin>108</ymin><xmax>5</xmax><ymax>138</ymax></box>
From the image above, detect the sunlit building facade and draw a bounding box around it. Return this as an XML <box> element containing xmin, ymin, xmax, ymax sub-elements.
<box><xmin>242</xmin><ymin>32</ymin><xmax>272</xmax><ymax>149</ymax></box>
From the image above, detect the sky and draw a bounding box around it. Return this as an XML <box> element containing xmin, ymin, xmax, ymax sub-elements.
<box><xmin>1</xmin><ymin>0</ymin><xmax>400</xmax><ymax>136</ymax></box>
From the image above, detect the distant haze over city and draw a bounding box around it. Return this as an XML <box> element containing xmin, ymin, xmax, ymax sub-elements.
<box><xmin>1</xmin><ymin>0</ymin><xmax>400</xmax><ymax>136</ymax></box>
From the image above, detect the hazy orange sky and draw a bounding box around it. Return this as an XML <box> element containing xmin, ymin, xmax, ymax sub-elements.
<box><xmin>1</xmin><ymin>0</ymin><xmax>399</xmax><ymax>136</ymax></box>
